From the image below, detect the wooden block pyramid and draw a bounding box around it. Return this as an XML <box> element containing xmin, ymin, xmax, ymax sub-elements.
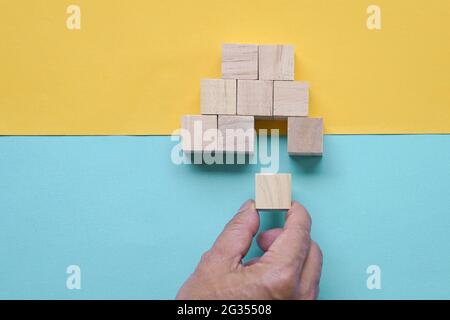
<box><xmin>181</xmin><ymin>43</ymin><xmax>323</xmax><ymax>156</ymax></box>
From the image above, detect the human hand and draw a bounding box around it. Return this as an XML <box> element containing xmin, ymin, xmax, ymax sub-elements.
<box><xmin>176</xmin><ymin>199</ymin><xmax>323</xmax><ymax>300</ymax></box>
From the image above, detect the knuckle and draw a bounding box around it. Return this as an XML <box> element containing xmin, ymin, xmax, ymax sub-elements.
<box><xmin>292</xmin><ymin>203</ymin><xmax>312</xmax><ymax>229</ymax></box>
<box><xmin>312</xmin><ymin>241</ymin><xmax>323</xmax><ymax>260</ymax></box>
<box><xmin>196</xmin><ymin>252</ymin><xmax>215</xmax><ymax>276</ymax></box>
<box><xmin>199</xmin><ymin>250</ymin><xmax>216</xmax><ymax>266</ymax></box>
<box><xmin>300</xmin><ymin>283</ymin><xmax>319</xmax><ymax>300</ymax></box>
<box><xmin>302</xmin><ymin>209</ymin><xmax>312</xmax><ymax>229</ymax></box>
<box><xmin>298</xmin><ymin>228</ymin><xmax>311</xmax><ymax>242</ymax></box>
<box><xmin>290</xmin><ymin>219</ymin><xmax>311</xmax><ymax>241</ymax></box>
<box><xmin>228</xmin><ymin>213</ymin><xmax>248</xmax><ymax>229</ymax></box>
<box><xmin>278</xmin><ymin>268</ymin><xmax>297</xmax><ymax>288</ymax></box>
<box><xmin>261</xmin><ymin>265</ymin><xmax>297</xmax><ymax>298</ymax></box>
<box><xmin>198</xmin><ymin>248</ymin><xmax>230</xmax><ymax>272</ymax></box>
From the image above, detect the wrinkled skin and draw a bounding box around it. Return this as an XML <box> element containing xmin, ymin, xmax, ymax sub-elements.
<box><xmin>177</xmin><ymin>200</ymin><xmax>323</xmax><ymax>300</ymax></box>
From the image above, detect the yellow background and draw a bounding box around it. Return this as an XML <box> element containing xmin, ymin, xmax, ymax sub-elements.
<box><xmin>0</xmin><ymin>0</ymin><xmax>449</xmax><ymax>135</ymax></box>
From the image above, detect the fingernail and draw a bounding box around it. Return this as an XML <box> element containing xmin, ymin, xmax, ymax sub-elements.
<box><xmin>239</xmin><ymin>199</ymin><xmax>253</xmax><ymax>211</ymax></box>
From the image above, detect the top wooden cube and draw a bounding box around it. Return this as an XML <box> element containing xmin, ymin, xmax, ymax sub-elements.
<box><xmin>259</xmin><ymin>45</ymin><xmax>294</xmax><ymax>80</ymax></box>
<box><xmin>222</xmin><ymin>44</ymin><xmax>258</xmax><ymax>80</ymax></box>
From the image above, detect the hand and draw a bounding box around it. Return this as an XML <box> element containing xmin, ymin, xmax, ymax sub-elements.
<box><xmin>176</xmin><ymin>200</ymin><xmax>323</xmax><ymax>300</ymax></box>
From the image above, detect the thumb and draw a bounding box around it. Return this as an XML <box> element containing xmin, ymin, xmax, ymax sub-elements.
<box><xmin>209</xmin><ymin>200</ymin><xmax>260</xmax><ymax>268</ymax></box>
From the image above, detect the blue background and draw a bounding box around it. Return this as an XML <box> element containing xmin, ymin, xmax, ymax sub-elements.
<box><xmin>0</xmin><ymin>135</ymin><xmax>449</xmax><ymax>299</ymax></box>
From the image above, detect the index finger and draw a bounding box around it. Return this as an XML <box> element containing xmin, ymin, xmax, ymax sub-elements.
<box><xmin>260</xmin><ymin>201</ymin><xmax>312</xmax><ymax>268</ymax></box>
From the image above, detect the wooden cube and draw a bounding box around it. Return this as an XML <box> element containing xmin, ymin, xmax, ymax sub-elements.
<box><xmin>237</xmin><ymin>80</ymin><xmax>273</xmax><ymax>117</ymax></box>
<box><xmin>255</xmin><ymin>173</ymin><xmax>292</xmax><ymax>210</ymax></box>
<box><xmin>222</xmin><ymin>44</ymin><xmax>258</xmax><ymax>80</ymax></box>
<box><xmin>218</xmin><ymin>115</ymin><xmax>255</xmax><ymax>154</ymax></box>
<box><xmin>273</xmin><ymin>81</ymin><xmax>309</xmax><ymax>117</ymax></box>
<box><xmin>201</xmin><ymin>79</ymin><xmax>236</xmax><ymax>115</ymax></box>
<box><xmin>181</xmin><ymin>115</ymin><xmax>217</xmax><ymax>153</ymax></box>
<box><xmin>259</xmin><ymin>45</ymin><xmax>294</xmax><ymax>80</ymax></box>
<box><xmin>288</xmin><ymin>117</ymin><xmax>323</xmax><ymax>156</ymax></box>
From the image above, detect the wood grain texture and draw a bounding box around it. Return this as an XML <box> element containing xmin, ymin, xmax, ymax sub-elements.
<box><xmin>259</xmin><ymin>45</ymin><xmax>294</xmax><ymax>80</ymax></box>
<box><xmin>255</xmin><ymin>173</ymin><xmax>292</xmax><ymax>210</ymax></box>
<box><xmin>273</xmin><ymin>81</ymin><xmax>309</xmax><ymax>117</ymax></box>
<box><xmin>288</xmin><ymin>117</ymin><xmax>323</xmax><ymax>156</ymax></box>
<box><xmin>218</xmin><ymin>115</ymin><xmax>255</xmax><ymax>154</ymax></box>
<box><xmin>237</xmin><ymin>80</ymin><xmax>273</xmax><ymax>117</ymax></box>
<box><xmin>200</xmin><ymin>79</ymin><xmax>236</xmax><ymax>115</ymax></box>
<box><xmin>222</xmin><ymin>44</ymin><xmax>258</xmax><ymax>80</ymax></box>
<box><xmin>181</xmin><ymin>115</ymin><xmax>217</xmax><ymax>153</ymax></box>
